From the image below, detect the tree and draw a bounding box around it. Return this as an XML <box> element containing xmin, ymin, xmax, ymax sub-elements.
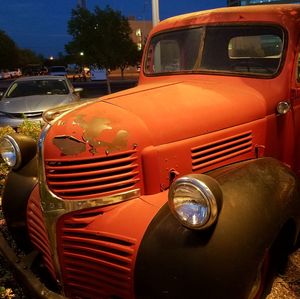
<box><xmin>0</xmin><ymin>30</ymin><xmax>19</xmax><ymax>69</ymax></box>
<box><xmin>119</xmin><ymin>39</ymin><xmax>142</xmax><ymax>79</ymax></box>
<box><xmin>0</xmin><ymin>30</ymin><xmax>44</xmax><ymax>69</ymax></box>
<box><xmin>66</xmin><ymin>6</ymin><xmax>139</xmax><ymax>93</ymax></box>
<box><xmin>18</xmin><ymin>48</ymin><xmax>43</xmax><ymax>67</ymax></box>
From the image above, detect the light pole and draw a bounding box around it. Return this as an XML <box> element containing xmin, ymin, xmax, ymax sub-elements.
<box><xmin>152</xmin><ymin>0</ymin><xmax>160</xmax><ymax>26</ymax></box>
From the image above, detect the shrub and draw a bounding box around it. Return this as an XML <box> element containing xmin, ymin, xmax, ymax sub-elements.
<box><xmin>16</xmin><ymin>119</ymin><xmax>42</xmax><ymax>142</ymax></box>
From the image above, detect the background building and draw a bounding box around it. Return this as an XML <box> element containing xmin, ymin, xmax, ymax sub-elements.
<box><xmin>128</xmin><ymin>18</ymin><xmax>153</xmax><ymax>51</ymax></box>
<box><xmin>228</xmin><ymin>0</ymin><xmax>299</xmax><ymax>6</ymax></box>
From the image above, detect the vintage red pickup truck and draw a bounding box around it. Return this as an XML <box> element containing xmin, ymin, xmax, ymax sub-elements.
<box><xmin>1</xmin><ymin>3</ymin><xmax>300</xmax><ymax>299</ymax></box>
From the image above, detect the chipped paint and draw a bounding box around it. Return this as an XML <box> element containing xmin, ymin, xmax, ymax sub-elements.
<box><xmin>54</xmin><ymin>115</ymin><xmax>129</xmax><ymax>155</ymax></box>
<box><xmin>53</xmin><ymin>135</ymin><xmax>86</xmax><ymax>155</ymax></box>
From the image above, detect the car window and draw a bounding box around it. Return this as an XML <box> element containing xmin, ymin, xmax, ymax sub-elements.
<box><xmin>6</xmin><ymin>79</ymin><xmax>69</xmax><ymax>98</ymax></box>
<box><xmin>145</xmin><ymin>25</ymin><xmax>284</xmax><ymax>77</ymax></box>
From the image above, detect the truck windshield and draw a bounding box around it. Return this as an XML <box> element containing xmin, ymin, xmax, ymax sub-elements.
<box><xmin>144</xmin><ymin>25</ymin><xmax>284</xmax><ymax>77</ymax></box>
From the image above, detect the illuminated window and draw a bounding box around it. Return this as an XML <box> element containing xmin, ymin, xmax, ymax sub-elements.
<box><xmin>136</xmin><ymin>29</ymin><xmax>142</xmax><ymax>37</ymax></box>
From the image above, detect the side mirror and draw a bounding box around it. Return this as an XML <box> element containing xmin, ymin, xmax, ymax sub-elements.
<box><xmin>74</xmin><ymin>87</ymin><xmax>83</xmax><ymax>94</ymax></box>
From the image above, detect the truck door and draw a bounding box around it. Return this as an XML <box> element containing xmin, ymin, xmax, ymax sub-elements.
<box><xmin>291</xmin><ymin>42</ymin><xmax>300</xmax><ymax>176</ymax></box>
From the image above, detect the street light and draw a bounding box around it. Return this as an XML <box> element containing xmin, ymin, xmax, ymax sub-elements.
<box><xmin>152</xmin><ymin>0</ymin><xmax>160</xmax><ymax>26</ymax></box>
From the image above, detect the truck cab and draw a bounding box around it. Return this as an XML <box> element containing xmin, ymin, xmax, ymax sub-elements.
<box><xmin>1</xmin><ymin>4</ymin><xmax>300</xmax><ymax>299</ymax></box>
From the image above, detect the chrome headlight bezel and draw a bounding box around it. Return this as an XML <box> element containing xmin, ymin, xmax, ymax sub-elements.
<box><xmin>0</xmin><ymin>133</ymin><xmax>37</xmax><ymax>170</ymax></box>
<box><xmin>168</xmin><ymin>174</ymin><xmax>222</xmax><ymax>230</ymax></box>
<box><xmin>0</xmin><ymin>135</ymin><xmax>21</xmax><ymax>168</ymax></box>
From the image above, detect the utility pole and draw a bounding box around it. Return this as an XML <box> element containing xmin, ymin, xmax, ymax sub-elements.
<box><xmin>152</xmin><ymin>0</ymin><xmax>160</xmax><ymax>26</ymax></box>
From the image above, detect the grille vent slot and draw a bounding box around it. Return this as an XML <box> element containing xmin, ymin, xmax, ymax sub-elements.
<box><xmin>27</xmin><ymin>191</ymin><xmax>56</xmax><ymax>279</ymax></box>
<box><xmin>191</xmin><ymin>131</ymin><xmax>253</xmax><ymax>171</ymax></box>
<box><xmin>59</xmin><ymin>212</ymin><xmax>136</xmax><ymax>298</ymax></box>
<box><xmin>45</xmin><ymin>149</ymin><xmax>140</xmax><ymax>200</ymax></box>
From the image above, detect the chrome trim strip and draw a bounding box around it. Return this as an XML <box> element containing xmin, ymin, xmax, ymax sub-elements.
<box><xmin>38</xmin><ymin>123</ymin><xmax>140</xmax><ymax>284</ymax></box>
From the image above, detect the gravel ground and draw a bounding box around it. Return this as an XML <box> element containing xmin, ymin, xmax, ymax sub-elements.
<box><xmin>1</xmin><ymin>208</ymin><xmax>300</xmax><ymax>299</ymax></box>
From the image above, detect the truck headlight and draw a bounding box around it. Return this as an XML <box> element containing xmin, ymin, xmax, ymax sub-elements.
<box><xmin>168</xmin><ymin>174</ymin><xmax>222</xmax><ymax>230</ymax></box>
<box><xmin>0</xmin><ymin>134</ymin><xmax>37</xmax><ymax>170</ymax></box>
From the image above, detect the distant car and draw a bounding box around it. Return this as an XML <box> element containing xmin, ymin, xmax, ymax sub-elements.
<box><xmin>0</xmin><ymin>70</ymin><xmax>11</xmax><ymax>79</ymax></box>
<box><xmin>90</xmin><ymin>67</ymin><xmax>107</xmax><ymax>80</ymax></box>
<box><xmin>0</xmin><ymin>76</ymin><xmax>82</xmax><ymax>128</ymax></box>
<box><xmin>22</xmin><ymin>64</ymin><xmax>47</xmax><ymax>76</ymax></box>
<box><xmin>11</xmin><ymin>68</ymin><xmax>22</xmax><ymax>78</ymax></box>
<box><xmin>48</xmin><ymin>66</ymin><xmax>67</xmax><ymax>76</ymax></box>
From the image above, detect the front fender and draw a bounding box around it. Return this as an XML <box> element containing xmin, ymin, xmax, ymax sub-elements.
<box><xmin>135</xmin><ymin>158</ymin><xmax>300</xmax><ymax>299</ymax></box>
<box><xmin>2</xmin><ymin>156</ymin><xmax>38</xmax><ymax>250</ymax></box>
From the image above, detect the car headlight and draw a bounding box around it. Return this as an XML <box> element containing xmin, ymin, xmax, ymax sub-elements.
<box><xmin>168</xmin><ymin>174</ymin><xmax>222</xmax><ymax>230</ymax></box>
<box><xmin>0</xmin><ymin>134</ymin><xmax>37</xmax><ymax>170</ymax></box>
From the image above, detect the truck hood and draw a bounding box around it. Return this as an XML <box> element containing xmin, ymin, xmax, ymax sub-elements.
<box><xmin>103</xmin><ymin>79</ymin><xmax>266</xmax><ymax>145</ymax></box>
<box><xmin>46</xmin><ymin>79</ymin><xmax>266</xmax><ymax>157</ymax></box>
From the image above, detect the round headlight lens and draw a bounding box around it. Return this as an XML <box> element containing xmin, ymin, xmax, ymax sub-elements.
<box><xmin>173</xmin><ymin>182</ymin><xmax>210</xmax><ymax>226</ymax></box>
<box><xmin>0</xmin><ymin>136</ymin><xmax>19</xmax><ymax>167</ymax></box>
<box><xmin>168</xmin><ymin>175</ymin><xmax>222</xmax><ymax>230</ymax></box>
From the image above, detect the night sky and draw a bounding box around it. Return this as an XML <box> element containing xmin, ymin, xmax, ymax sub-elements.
<box><xmin>0</xmin><ymin>0</ymin><xmax>226</xmax><ymax>57</ymax></box>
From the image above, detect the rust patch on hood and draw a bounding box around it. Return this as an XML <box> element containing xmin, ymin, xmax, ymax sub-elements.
<box><xmin>53</xmin><ymin>115</ymin><xmax>129</xmax><ymax>155</ymax></box>
<box><xmin>53</xmin><ymin>136</ymin><xmax>86</xmax><ymax>155</ymax></box>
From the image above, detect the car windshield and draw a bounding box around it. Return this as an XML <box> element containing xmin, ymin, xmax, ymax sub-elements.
<box><xmin>144</xmin><ymin>25</ymin><xmax>284</xmax><ymax>77</ymax></box>
<box><xmin>5</xmin><ymin>79</ymin><xmax>69</xmax><ymax>98</ymax></box>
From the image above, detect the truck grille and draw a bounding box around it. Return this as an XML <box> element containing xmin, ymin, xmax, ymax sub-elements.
<box><xmin>58</xmin><ymin>210</ymin><xmax>136</xmax><ymax>299</ymax></box>
<box><xmin>27</xmin><ymin>188</ymin><xmax>56</xmax><ymax>279</ymax></box>
<box><xmin>191</xmin><ymin>131</ymin><xmax>253</xmax><ymax>171</ymax></box>
<box><xmin>45</xmin><ymin>150</ymin><xmax>140</xmax><ymax>200</ymax></box>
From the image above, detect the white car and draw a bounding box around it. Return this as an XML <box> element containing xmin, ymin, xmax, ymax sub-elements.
<box><xmin>48</xmin><ymin>66</ymin><xmax>67</xmax><ymax>76</ymax></box>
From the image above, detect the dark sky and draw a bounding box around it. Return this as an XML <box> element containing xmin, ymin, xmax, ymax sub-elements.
<box><xmin>0</xmin><ymin>0</ymin><xmax>226</xmax><ymax>57</ymax></box>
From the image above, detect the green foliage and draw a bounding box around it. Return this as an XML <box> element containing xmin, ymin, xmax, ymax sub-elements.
<box><xmin>0</xmin><ymin>30</ymin><xmax>19</xmax><ymax>69</ymax></box>
<box><xmin>17</xmin><ymin>48</ymin><xmax>43</xmax><ymax>68</ymax></box>
<box><xmin>0</xmin><ymin>127</ymin><xmax>15</xmax><ymax>141</ymax></box>
<box><xmin>0</xmin><ymin>286</ymin><xmax>15</xmax><ymax>299</ymax></box>
<box><xmin>17</xmin><ymin>119</ymin><xmax>42</xmax><ymax>142</ymax></box>
<box><xmin>66</xmin><ymin>6</ymin><xmax>139</xmax><ymax>72</ymax></box>
<box><xmin>0</xmin><ymin>29</ymin><xmax>43</xmax><ymax>69</ymax></box>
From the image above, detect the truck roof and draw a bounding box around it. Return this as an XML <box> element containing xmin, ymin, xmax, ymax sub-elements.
<box><xmin>152</xmin><ymin>4</ymin><xmax>300</xmax><ymax>34</ymax></box>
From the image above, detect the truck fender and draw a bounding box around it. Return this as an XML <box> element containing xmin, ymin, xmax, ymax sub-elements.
<box><xmin>2</xmin><ymin>156</ymin><xmax>38</xmax><ymax>251</ymax></box>
<box><xmin>135</xmin><ymin>157</ymin><xmax>300</xmax><ymax>299</ymax></box>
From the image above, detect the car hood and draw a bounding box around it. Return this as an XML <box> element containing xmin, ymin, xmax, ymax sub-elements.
<box><xmin>0</xmin><ymin>94</ymin><xmax>73</xmax><ymax>114</ymax></box>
